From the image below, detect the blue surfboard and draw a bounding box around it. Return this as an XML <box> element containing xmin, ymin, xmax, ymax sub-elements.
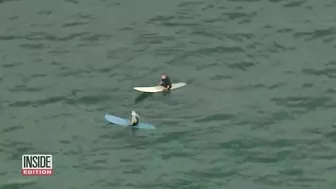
<box><xmin>104</xmin><ymin>114</ymin><xmax>156</xmax><ymax>130</ymax></box>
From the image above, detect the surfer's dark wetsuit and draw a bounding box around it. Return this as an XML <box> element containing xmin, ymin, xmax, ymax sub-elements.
<box><xmin>160</xmin><ymin>75</ymin><xmax>172</xmax><ymax>90</ymax></box>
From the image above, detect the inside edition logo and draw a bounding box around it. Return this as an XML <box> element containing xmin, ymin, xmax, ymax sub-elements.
<box><xmin>22</xmin><ymin>154</ymin><xmax>53</xmax><ymax>176</ymax></box>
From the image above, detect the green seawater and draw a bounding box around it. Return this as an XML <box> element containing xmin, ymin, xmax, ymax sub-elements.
<box><xmin>1</xmin><ymin>0</ymin><xmax>336</xmax><ymax>188</ymax></box>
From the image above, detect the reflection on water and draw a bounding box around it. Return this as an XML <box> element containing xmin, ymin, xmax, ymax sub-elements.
<box><xmin>162</xmin><ymin>90</ymin><xmax>171</xmax><ymax>97</ymax></box>
<box><xmin>134</xmin><ymin>93</ymin><xmax>154</xmax><ymax>104</ymax></box>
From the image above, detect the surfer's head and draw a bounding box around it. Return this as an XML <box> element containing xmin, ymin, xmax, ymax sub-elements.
<box><xmin>131</xmin><ymin>111</ymin><xmax>138</xmax><ymax>117</ymax></box>
<box><xmin>161</xmin><ymin>74</ymin><xmax>167</xmax><ymax>79</ymax></box>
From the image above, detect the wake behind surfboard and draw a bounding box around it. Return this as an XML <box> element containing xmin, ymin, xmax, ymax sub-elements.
<box><xmin>134</xmin><ymin>82</ymin><xmax>186</xmax><ymax>93</ymax></box>
<box><xmin>104</xmin><ymin>114</ymin><xmax>156</xmax><ymax>129</ymax></box>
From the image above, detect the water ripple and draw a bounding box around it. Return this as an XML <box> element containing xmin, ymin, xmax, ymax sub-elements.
<box><xmin>1</xmin><ymin>0</ymin><xmax>336</xmax><ymax>188</ymax></box>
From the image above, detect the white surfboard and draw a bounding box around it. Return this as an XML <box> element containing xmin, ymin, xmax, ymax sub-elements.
<box><xmin>134</xmin><ymin>82</ymin><xmax>187</xmax><ymax>93</ymax></box>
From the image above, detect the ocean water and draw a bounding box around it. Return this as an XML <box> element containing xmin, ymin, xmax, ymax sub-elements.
<box><xmin>0</xmin><ymin>0</ymin><xmax>336</xmax><ymax>188</ymax></box>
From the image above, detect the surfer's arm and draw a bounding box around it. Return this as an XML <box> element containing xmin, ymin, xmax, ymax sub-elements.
<box><xmin>163</xmin><ymin>84</ymin><xmax>171</xmax><ymax>90</ymax></box>
<box><xmin>129</xmin><ymin>117</ymin><xmax>136</xmax><ymax>126</ymax></box>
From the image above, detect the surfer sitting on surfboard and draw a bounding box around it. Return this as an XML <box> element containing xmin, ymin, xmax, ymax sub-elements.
<box><xmin>160</xmin><ymin>74</ymin><xmax>172</xmax><ymax>91</ymax></box>
<box><xmin>130</xmin><ymin>111</ymin><xmax>139</xmax><ymax>127</ymax></box>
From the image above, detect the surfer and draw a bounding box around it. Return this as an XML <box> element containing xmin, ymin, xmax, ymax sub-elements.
<box><xmin>160</xmin><ymin>74</ymin><xmax>172</xmax><ymax>91</ymax></box>
<box><xmin>130</xmin><ymin>111</ymin><xmax>139</xmax><ymax>127</ymax></box>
